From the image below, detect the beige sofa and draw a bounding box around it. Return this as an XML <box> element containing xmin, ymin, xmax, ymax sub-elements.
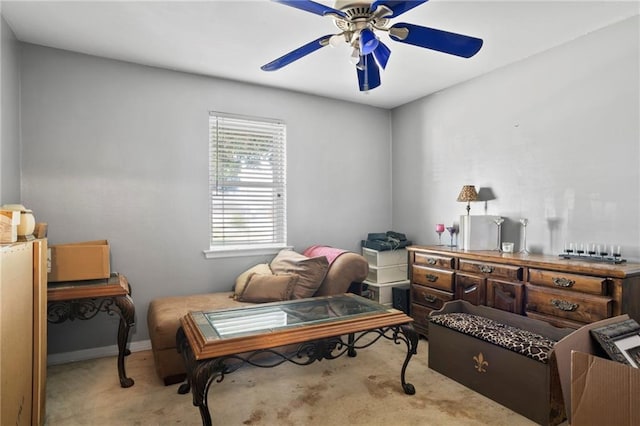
<box><xmin>147</xmin><ymin>247</ymin><xmax>369</xmax><ymax>385</ymax></box>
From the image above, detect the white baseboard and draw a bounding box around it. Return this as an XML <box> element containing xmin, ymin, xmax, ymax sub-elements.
<box><xmin>47</xmin><ymin>339</ymin><xmax>152</xmax><ymax>366</ymax></box>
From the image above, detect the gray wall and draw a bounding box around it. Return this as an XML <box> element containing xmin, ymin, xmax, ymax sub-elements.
<box><xmin>19</xmin><ymin>44</ymin><xmax>391</xmax><ymax>353</ymax></box>
<box><xmin>0</xmin><ymin>15</ymin><xmax>21</xmax><ymax>204</ymax></box>
<box><xmin>392</xmin><ymin>16</ymin><xmax>640</xmax><ymax>261</ymax></box>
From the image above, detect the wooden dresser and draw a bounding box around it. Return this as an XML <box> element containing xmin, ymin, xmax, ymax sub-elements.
<box><xmin>407</xmin><ymin>245</ymin><xmax>640</xmax><ymax>337</ymax></box>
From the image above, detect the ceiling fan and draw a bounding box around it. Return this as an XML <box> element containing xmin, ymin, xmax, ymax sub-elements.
<box><xmin>261</xmin><ymin>0</ymin><xmax>483</xmax><ymax>92</ymax></box>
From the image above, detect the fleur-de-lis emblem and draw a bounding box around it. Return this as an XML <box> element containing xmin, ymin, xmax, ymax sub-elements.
<box><xmin>473</xmin><ymin>352</ymin><xmax>488</xmax><ymax>373</ymax></box>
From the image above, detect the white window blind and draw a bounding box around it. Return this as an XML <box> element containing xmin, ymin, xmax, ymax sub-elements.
<box><xmin>209</xmin><ymin>112</ymin><xmax>287</xmax><ymax>252</ymax></box>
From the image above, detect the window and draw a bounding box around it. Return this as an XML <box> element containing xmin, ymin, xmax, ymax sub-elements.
<box><xmin>206</xmin><ymin>112</ymin><xmax>287</xmax><ymax>258</ymax></box>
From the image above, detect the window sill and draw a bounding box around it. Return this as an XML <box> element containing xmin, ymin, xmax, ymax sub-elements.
<box><xmin>203</xmin><ymin>245</ymin><xmax>292</xmax><ymax>259</ymax></box>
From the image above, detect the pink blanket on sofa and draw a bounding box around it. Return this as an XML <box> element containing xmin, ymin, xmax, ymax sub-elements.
<box><xmin>303</xmin><ymin>245</ymin><xmax>348</xmax><ymax>265</ymax></box>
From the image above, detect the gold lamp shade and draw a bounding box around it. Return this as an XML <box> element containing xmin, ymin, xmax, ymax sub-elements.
<box><xmin>457</xmin><ymin>185</ymin><xmax>478</xmax><ymax>215</ymax></box>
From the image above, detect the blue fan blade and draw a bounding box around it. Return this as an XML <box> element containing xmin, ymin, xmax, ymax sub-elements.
<box><xmin>272</xmin><ymin>0</ymin><xmax>347</xmax><ymax>18</ymax></box>
<box><xmin>356</xmin><ymin>54</ymin><xmax>381</xmax><ymax>91</ymax></box>
<box><xmin>373</xmin><ymin>41</ymin><xmax>391</xmax><ymax>69</ymax></box>
<box><xmin>389</xmin><ymin>23</ymin><xmax>483</xmax><ymax>58</ymax></box>
<box><xmin>262</xmin><ymin>35</ymin><xmax>333</xmax><ymax>71</ymax></box>
<box><xmin>371</xmin><ymin>0</ymin><xmax>428</xmax><ymax>18</ymax></box>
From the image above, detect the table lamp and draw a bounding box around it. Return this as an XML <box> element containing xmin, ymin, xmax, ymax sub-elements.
<box><xmin>457</xmin><ymin>185</ymin><xmax>478</xmax><ymax>215</ymax></box>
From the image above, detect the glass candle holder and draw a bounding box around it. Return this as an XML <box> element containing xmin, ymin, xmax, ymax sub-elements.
<box><xmin>436</xmin><ymin>223</ymin><xmax>445</xmax><ymax>245</ymax></box>
<box><xmin>598</xmin><ymin>244</ymin><xmax>608</xmax><ymax>257</ymax></box>
<box><xmin>492</xmin><ymin>217</ymin><xmax>504</xmax><ymax>251</ymax></box>
<box><xmin>612</xmin><ymin>245</ymin><xmax>622</xmax><ymax>258</ymax></box>
<box><xmin>519</xmin><ymin>218</ymin><xmax>529</xmax><ymax>254</ymax></box>
<box><xmin>446</xmin><ymin>226</ymin><xmax>456</xmax><ymax>247</ymax></box>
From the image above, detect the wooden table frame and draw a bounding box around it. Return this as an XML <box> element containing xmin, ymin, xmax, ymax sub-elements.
<box><xmin>47</xmin><ymin>273</ymin><xmax>135</xmax><ymax>387</ymax></box>
<box><xmin>176</xmin><ymin>295</ymin><xmax>418</xmax><ymax>426</ymax></box>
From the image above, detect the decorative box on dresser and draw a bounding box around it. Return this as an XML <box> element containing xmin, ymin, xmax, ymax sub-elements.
<box><xmin>407</xmin><ymin>246</ymin><xmax>640</xmax><ymax>337</ymax></box>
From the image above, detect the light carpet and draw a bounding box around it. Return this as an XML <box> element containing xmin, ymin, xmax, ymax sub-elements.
<box><xmin>45</xmin><ymin>338</ymin><xmax>536</xmax><ymax>425</ymax></box>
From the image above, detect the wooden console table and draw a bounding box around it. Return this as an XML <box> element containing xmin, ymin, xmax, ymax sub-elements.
<box><xmin>407</xmin><ymin>246</ymin><xmax>640</xmax><ymax>337</ymax></box>
<box><xmin>47</xmin><ymin>273</ymin><xmax>135</xmax><ymax>387</ymax></box>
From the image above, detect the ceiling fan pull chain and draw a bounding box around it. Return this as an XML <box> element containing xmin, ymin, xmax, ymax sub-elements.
<box><xmin>363</xmin><ymin>54</ymin><xmax>369</xmax><ymax>91</ymax></box>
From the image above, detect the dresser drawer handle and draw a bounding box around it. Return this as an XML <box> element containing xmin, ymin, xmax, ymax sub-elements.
<box><xmin>423</xmin><ymin>294</ymin><xmax>437</xmax><ymax>303</ymax></box>
<box><xmin>551</xmin><ymin>299</ymin><xmax>579</xmax><ymax>312</ymax></box>
<box><xmin>552</xmin><ymin>277</ymin><xmax>575</xmax><ymax>288</ymax></box>
<box><xmin>425</xmin><ymin>274</ymin><xmax>439</xmax><ymax>282</ymax></box>
<box><xmin>479</xmin><ymin>265</ymin><xmax>494</xmax><ymax>274</ymax></box>
<box><xmin>427</xmin><ymin>258</ymin><xmax>437</xmax><ymax>265</ymax></box>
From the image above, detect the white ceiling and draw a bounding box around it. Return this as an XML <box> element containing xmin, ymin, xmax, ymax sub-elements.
<box><xmin>2</xmin><ymin>1</ymin><xmax>638</xmax><ymax>109</ymax></box>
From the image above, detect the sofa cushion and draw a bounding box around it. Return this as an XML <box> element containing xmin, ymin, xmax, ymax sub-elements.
<box><xmin>237</xmin><ymin>273</ymin><xmax>298</xmax><ymax>303</ymax></box>
<box><xmin>270</xmin><ymin>249</ymin><xmax>329</xmax><ymax>299</ymax></box>
<box><xmin>234</xmin><ymin>263</ymin><xmax>272</xmax><ymax>299</ymax></box>
<box><xmin>430</xmin><ymin>312</ymin><xmax>557</xmax><ymax>363</ymax></box>
<box><xmin>147</xmin><ymin>292</ymin><xmax>253</xmax><ymax>351</ymax></box>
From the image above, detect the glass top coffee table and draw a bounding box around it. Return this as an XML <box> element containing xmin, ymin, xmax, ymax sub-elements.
<box><xmin>176</xmin><ymin>293</ymin><xmax>418</xmax><ymax>425</ymax></box>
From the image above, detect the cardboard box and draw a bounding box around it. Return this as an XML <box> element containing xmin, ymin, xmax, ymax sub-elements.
<box><xmin>554</xmin><ymin>315</ymin><xmax>640</xmax><ymax>425</ymax></box>
<box><xmin>48</xmin><ymin>240</ymin><xmax>110</xmax><ymax>282</ymax></box>
<box><xmin>571</xmin><ymin>352</ymin><xmax>640</xmax><ymax>425</ymax></box>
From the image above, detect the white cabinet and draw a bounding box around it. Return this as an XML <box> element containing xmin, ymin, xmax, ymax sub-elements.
<box><xmin>361</xmin><ymin>247</ymin><xmax>410</xmax><ymax>305</ymax></box>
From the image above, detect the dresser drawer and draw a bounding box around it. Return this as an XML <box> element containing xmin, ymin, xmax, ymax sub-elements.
<box><xmin>411</xmin><ymin>303</ymin><xmax>437</xmax><ymax>335</ymax></box>
<box><xmin>411</xmin><ymin>284</ymin><xmax>454</xmax><ymax>310</ymax></box>
<box><xmin>525</xmin><ymin>284</ymin><xmax>612</xmax><ymax>324</ymax></box>
<box><xmin>456</xmin><ymin>273</ymin><xmax>486</xmax><ymax>306</ymax></box>
<box><xmin>487</xmin><ymin>279</ymin><xmax>524</xmax><ymax>315</ymax></box>
<box><xmin>459</xmin><ymin>259</ymin><xmax>523</xmax><ymax>281</ymax></box>
<box><xmin>528</xmin><ymin>268</ymin><xmax>607</xmax><ymax>295</ymax></box>
<box><xmin>413</xmin><ymin>252</ymin><xmax>454</xmax><ymax>270</ymax></box>
<box><xmin>412</xmin><ymin>265</ymin><xmax>454</xmax><ymax>292</ymax></box>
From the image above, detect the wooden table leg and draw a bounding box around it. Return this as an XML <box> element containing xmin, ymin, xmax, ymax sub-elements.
<box><xmin>177</xmin><ymin>326</ymin><xmax>226</xmax><ymax>426</ymax></box>
<box><xmin>397</xmin><ymin>323</ymin><xmax>418</xmax><ymax>395</ymax></box>
<box><xmin>114</xmin><ymin>294</ymin><xmax>135</xmax><ymax>388</ymax></box>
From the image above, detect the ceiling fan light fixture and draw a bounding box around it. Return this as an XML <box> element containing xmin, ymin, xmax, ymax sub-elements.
<box><xmin>372</xmin><ymin>41</ymin><xmax>391</xmax><ymax>69</ymax></box>
<box><xmin>329</xmin><ymin>33</ymin><xmax>344</xmax><ymax>48</ymax></box>
<box><xmin>359</xmin><ymin>28</ymin><xmax>379</xmax><ymax>55</ymax></box>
